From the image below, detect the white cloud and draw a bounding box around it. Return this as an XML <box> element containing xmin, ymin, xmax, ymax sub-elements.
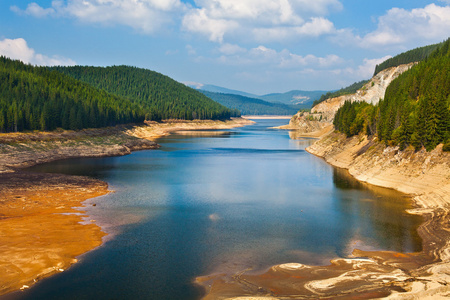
<box><xmin>13</xmin><ymin>0</ymin><xmax>342</xmax><ymax>42</ymax></box>
<box><xmin>182</xmin><ymin>0</ymin><xmax>341</xmax><ymax>43</ymax></box>
<box><xmin>218</xmin><ymin>43</ymin><xmax>246</xmax><ymax>55</ymax></box>
<box><xmin>182</xmin><ymin>8</ymin><xmax>239</xmax><ymax>42</ymax></box>
<box><xmin>213</xmin><ymin>44</ymin><xmax>344</xmax><ymax>69</ymax></box>
<box><xmin>12</xmin><ymin>0</ymin><xmax>186</xmax><ymax>34</ymax></box>
<box><xmin>186</xmin><ymin>44</ymin><xmax>197</xmax><ymax>55</ymax></box>
<box><xmin>0</xmin><ymin>38</ymin><xmax>76</xmax><ymax>66</ymax></box>
<box><xmin>11</xmin><ymin>2</ymin><xmax>56</xmax><ymax>17</ymax></box>
<box><xmin>338</xmin><ymin>4</ymin><xmax>450</xmax><ymax>48</ymax></box>
<box><xmin>183</xmin><ymin>81</ymin><xmax>204</xmax><ymax>89</ymax></box>
<box><xmin>252</xmin><ymin>17</ymin><xmax>335</xmax><ymax>42</ymax></box>
<box><xmin>352</xmin><ymin>56</ymin><xmax>392</xmax><ymax>78</ymax></box>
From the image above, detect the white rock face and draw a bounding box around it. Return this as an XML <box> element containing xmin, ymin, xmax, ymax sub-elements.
<box><xmin>310</xmin><ymin>63</ymin><xmax>415</xmax><ymax>122</ymax></box>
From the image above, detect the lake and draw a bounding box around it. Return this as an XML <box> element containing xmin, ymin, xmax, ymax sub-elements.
<box><xmin>14</xmin><ymin>119</ymin><xmax>422</xmax><ymax>300</ymax></box>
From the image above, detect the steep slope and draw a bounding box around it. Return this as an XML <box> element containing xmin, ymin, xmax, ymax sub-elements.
<box><xmin>373</xmin><ymin>41</ymin><xmax>442</xmax><ymax>75</ymax></box>
<box><xmin>333</xmin><ymin>38</ymin><xmax>450</xmax><ymax>150</ymax></box>
<box><xmin>293</xmin><ymin>39</ymin><xmax>450</xmax><ymax>300</ymax></box>
<box><xmin>284</xmin><ymin>63</ymin><xmax>414</xmax><ymax>137</ymax></box>
<box><xmin>200</xmin><ymin>91</ymin><xmax>299</xmax><ymax>115</ymax></box>
<box><xmin>52</xmin><ymin>66</ymin><xmax>239</xmax><ymax>121</ymax></box>
<box><xmin>312</xmin><ymin>63</ymin><xmax>415</xmax><ymax>122</ymax></box>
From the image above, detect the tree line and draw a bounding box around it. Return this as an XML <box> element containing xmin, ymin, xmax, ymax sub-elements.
<box><xmin>51</xmin><ymin>65</ymin><xmax>240</xmax><ymax>121</ymax></box>
<box><xmin>333</xmin><ymin>38</ymin><xmax>450</xmax><ymax>151</ymax></box>
<box><xmin>0</xmin><ymin>56</ymin><xmax>145</xmax><ymax>132</ymax></box>
<box><xmin>373</xmin><ymin>42</ymin><xmax>442</xmax><ymax>76</ymax></box>
<box><xmin>313</xmin><ymin>80</ymin><xmax>368</xmax><ymax>108</ymax></box>
<box><xmin>0</xmin><ymin>58</ymin><xmax>240</xmax><ymax>133</ymax></box>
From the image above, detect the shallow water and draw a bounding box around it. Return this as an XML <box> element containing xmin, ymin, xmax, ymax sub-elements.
<box><xmin>15</xmin><ymin>119</ymin><xmax>422</xmax><ymax>300</ymax></box>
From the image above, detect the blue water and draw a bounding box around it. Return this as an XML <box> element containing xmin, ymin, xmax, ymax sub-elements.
<box><xmin>10</xmin><ymin>119</ymin><xmax>422</xmax><ymax>300</ymax></box>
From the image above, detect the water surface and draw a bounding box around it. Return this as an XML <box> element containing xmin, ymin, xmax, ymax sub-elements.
<box><xmin>15</xmin><ymin>119</ymin><xmax>422</xmax><ymax>300</ymax></box>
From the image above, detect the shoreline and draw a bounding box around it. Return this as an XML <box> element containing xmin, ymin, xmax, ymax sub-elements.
<box><xmin>196</xmin><ymin>132</ymin><xmax>450</xmax><ymax>299</ymax></box>
<box><xmin>0</xmin><ymin>118</ymin><xmax>254</xmax><ymax>297</ymax></box>
<box><xmin>242</xmin><ymin>115</ymin><xmax>293</xmax><ymax>120</ymax></box>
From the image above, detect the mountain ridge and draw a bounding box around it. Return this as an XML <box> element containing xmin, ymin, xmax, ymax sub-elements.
<box><xmin>185</xmin><ymin>83</ymin><xmax>328</xmax><ymax>108</ymax></box>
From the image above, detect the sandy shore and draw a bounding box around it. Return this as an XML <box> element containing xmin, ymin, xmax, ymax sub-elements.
<box><xmin>0</xmin><ymin>118</ymin><xmax>253</xmax><ymax>297</ymax></box>
<box><xmin>127</xmin><ymin>118</ymin><xmax>254</xmax><ymax>141</ymax></box>
<box><xmin>196</xmin><ymin>133</ymin><xmax>450</xmax><ymax>299</ymax></box>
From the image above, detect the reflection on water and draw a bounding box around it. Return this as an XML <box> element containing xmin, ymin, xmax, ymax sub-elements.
<box><xmin>17</xmin><ymin>119</ymin><xmax>422</xmax><ymax>300</ymax></box>
<box><xmin>332</xmin><ymin>168</ymin><xmax>422</xmax><ymax>254</ymax></box>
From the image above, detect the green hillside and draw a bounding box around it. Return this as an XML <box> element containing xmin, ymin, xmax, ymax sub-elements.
<box><xmin>53</xmin><ymin>65</ymin><xmax>239</xmax><ymax>121</ymax></box>
<box><xmin>373</xmin><ymin>42</ymin><xmax>443</xmax><ymax>76</ymax></box>
<box><xmin>313</xmin><ymin>80</ymin><xmax>368</xmax><ymax>107</ymax></box>
<box><xmin>0</xmin><ymin>56</ymin><xmax>145</xmax><ymax>133</ymax></box>
<box><xmin>201</xmin><ymin>91</ymin><xmax>299</xmax><ymax>115</ymax></box>
<box><xmin>333</xmin><ymin>38</ymin><xmax>450</xmax><ymax>151</ymax></box>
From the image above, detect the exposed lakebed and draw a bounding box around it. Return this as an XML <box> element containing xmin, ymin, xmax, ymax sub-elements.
<box><xmin>15</xmin><ymin>119</ymin><xmax>422</xmax><ymax>300</ymax></box>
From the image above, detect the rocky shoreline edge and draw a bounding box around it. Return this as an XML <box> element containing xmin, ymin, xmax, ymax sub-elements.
<box><xmin>196</xmin><ymin>132</ymin><xmax>450</xmax><ymax>300</ymax></box>
<box><xmin>0</xmin><ymin>118</ymin><xmax>254</xmax><ymax>297</ymax></box>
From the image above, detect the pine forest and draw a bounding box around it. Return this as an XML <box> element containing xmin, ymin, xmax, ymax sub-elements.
<box><xmin>0</xmin><ymin>58</ymin><xmax>239</xmax><ymax>133</ymax></box>
<box><xmin>333</xmin><ymin>38</ymin><xmax>450</xmax><ymax>151</ymax></box>
<box><xmin>52</xmin><ymin>65</ymin><xmax>240</xmax><ymax>122</ymax></box>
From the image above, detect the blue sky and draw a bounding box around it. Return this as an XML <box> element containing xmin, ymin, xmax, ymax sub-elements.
<box><xmin>1</xmin><ymin>0</ymin><xmax>449</xmax><ymax>95</ymax></box>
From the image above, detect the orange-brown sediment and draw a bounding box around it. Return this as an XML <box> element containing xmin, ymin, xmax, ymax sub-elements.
<box><xmin>0</xmin><ymin>172</ymin><xmax>109</xmax><ymax>296</ymax></box>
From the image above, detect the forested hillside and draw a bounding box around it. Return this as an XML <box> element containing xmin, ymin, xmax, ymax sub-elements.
<box><xmin>53</xmin><ymin>66</ymin><xmax>239</xmax><ymax>121</ymax></box>
<box><xmin>201</xmin><ymin>91</ymin><xmax>299</xmax><ymax>115</ymax></box>
<box><xmin>373</xmin><ymin>42</ymin><xmax>442</xmax><ymax>75</ymax></box>
<box><xmin>0</xmin><ymin>56</ymin><xmax>145</xmax><ymax>133</ymax></box>
<box><xmin>313</xmin><ymin>80</ymin><xmax>368</xmax><ymax>107</ymax></box>
<box><xmin>333</xmin><ymin>38</ymin><xmax>450</xmax><ymax>151</ymax></box>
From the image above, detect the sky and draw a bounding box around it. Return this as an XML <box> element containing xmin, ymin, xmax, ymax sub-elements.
<box><xmin>1</xmin><ymin>1</ymin><xmax>450</xmax><ymax>95</ymax></box>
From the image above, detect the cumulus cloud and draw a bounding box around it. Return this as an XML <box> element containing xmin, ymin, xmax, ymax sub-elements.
<box><xmin>13</xmin><ymin>0</ymin><xmax>342</xmax><ymax>42</ymax></box>
<box><xmin>252</xmin><ymin>17</ymin><xmax>335</xmax><ymax>42</ymax></box>
<box><xmin>182</xmin><ymin>0</ymin><xmax>341</xmax><ymax>42</ymax></box>
<box><xmin>213</xmin><ymin>44</ymin><xmax>344</xmax><ymax>69</ymax></box>
<box><xmin>11</xmin><ymin>0</ymin><xmax>186</xmax><ymax>33</ymax></box>
<box><xmin>11</xmin><ymin>2</ymin><xmax>55</xmax><ymax>17</ymax></box>
<box><xmin>218</xmin><ymin>43</ymin><xmax>247</xmax><ymax>55</ymax></box>
<box><xmin>348</xmin><ymin>56</ymin><xmax>392</xmax><ymax>78</ymax></box>
<box><xmin>0</xmin><ymin>38</ymin><xmax>76</xmax><ymax>66</ymax></box>
<box><xmin>337</xmin><ymin>4</ymin><xmax>450</xmax><ymax>48</ymax></box>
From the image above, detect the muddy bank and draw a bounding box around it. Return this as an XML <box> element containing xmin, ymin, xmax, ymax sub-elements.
<box><xmin>196</xmin><ymin>133</ymin><xmax>450</xmax><ymax>299</ymax></box>
<box><xmin>0</xmin><ymin>118</ymin><xmax>253</xmax><ymax>297</ymax></box>
<box><xmin>0</xmin><ymin>125</ymin><xmax>159</xmax><ymax>174</ymax></box>
<box><xmin>0</xmin><ymin>172</ymin><xmax>109</xmax><ymax>296</ymax></box>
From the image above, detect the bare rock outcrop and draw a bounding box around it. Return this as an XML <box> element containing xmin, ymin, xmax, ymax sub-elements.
<box><xmin>312</xmin><ymin>63</ymin><xmax>415</xmax><ymax>122</ymax></box>
<box><xmin>287</xmin><ymin>63</ymin><xmax>416</xmax><ymax>135</ymax></box>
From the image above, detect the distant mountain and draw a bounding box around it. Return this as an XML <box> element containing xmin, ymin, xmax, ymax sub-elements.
<box><xmin>259</xmin><ymin>90</ymin><xmax>328</xmax><ymax>107</ymax></box>
<box><xmin>186</xmin><ymin>83</ymin><xmax>328</xmax><ymax>109</ymax></box>
<box><xmin>200</xmin><ymin>91</ymin><xmax>300</xmax><ymax>115</ymax></box>
<box><xmin>185</xmin><ymin>83</ymin><xmax>259</xmax><ymax>98</ymax></box>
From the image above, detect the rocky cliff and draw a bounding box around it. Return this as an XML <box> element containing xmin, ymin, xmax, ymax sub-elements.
<box><xmin>286</xmin><ymin>63</ymin><xmax>415</xmax><ymax>136</ymax></box>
